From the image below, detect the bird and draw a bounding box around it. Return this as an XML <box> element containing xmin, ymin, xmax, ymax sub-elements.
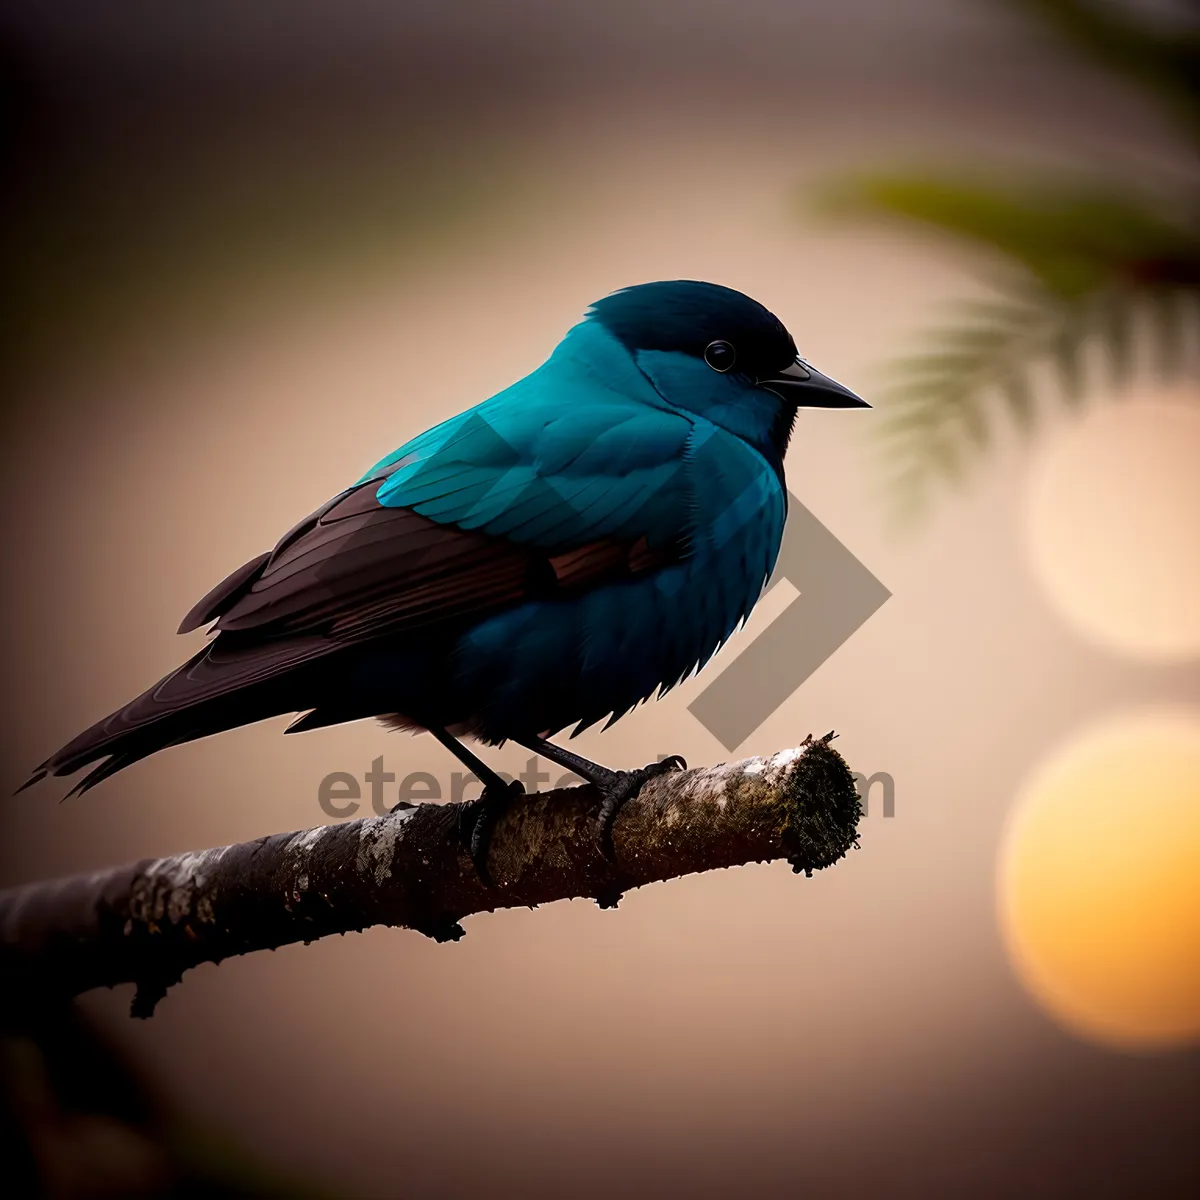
<box><xmin>22</xmin><ymin>280</ymin><xmax>868</xmax><ymax>880</ymax></box>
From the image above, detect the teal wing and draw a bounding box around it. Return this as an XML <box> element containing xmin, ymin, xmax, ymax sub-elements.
<box><xmin>192</xmin><ymin>379</ymin><xmax>704</xmax><ymax>647</ymax></box>
<box><xmin>369</xmin><ymin>378</ymin><xmax>696</xmax><ymax>552</ymax></box>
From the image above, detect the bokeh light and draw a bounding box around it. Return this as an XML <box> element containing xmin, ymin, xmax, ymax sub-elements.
<box><xmin>1023</xmin><ymin>389</ymin><xmax>1200</xmax><ymax>662</ymax></box>
<box><xmin>999</xmin><ymin>709</ymin><xmax>1200</xmax><ymax>1050</ymax></box>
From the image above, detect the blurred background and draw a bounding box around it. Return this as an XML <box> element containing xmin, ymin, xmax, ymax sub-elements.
<box><xmin>2</xmin><ymin>1</ymin><xmax>1198</xmax><ymax>1196</ymax></box>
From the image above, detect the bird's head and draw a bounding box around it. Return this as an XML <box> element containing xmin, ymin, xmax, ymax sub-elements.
<box><xmin>586</xmin><ymin>279</ymin><xmax>868</xmax><ymax>466</ymax></box>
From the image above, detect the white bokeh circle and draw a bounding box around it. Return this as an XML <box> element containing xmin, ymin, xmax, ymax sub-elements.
<box><xmin>1023</xmin><ymin>389</ymin><xmax>1200</xmax><ymax>661</ymax></box>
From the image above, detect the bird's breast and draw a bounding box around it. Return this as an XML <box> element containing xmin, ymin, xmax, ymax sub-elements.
<box><xmin>444</xmin><ymin>474</ymin><xmax>786</xmax><ymax>741</ymax></box>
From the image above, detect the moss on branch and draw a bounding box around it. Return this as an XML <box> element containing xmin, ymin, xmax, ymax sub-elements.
<box><xmin>0</xmin><ymin>736</ymin><xmax>860</xmax><ymax>1017</ymax></box>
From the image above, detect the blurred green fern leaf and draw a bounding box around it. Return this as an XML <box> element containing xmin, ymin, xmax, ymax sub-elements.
<box><xmin>824</xmin><ymin>0</ymin><xmax>1200</xmax><ymax>516</ymax></box>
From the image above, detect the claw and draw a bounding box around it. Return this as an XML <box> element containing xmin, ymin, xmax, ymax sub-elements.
<box><xmin>594</xmin><ymin>755</ymin><xmax>688</xmax><ymax>861</ymax></box>
<box><xmin>458</xmin><ymin>780</ymin><xmax>523</xmax><ymax>886</ymax></box>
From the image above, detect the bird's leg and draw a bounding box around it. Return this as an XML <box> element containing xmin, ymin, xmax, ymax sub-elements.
<box><xmin>516</xmin><ymin>736</ymin><xmax>686</xmax><ymax>861</ymax></box>
<box><xmin>419</xmin><ymin>727</ymin><xmax>523</xmax><ymax>886</ymax></box>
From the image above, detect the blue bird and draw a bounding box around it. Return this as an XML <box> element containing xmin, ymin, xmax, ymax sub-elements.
<box><xmin>24</xmin><ymin>280</ymin><xmax>867</xmax><ymax>878</ymax></box>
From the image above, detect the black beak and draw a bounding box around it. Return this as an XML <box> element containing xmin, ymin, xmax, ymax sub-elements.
<box><xmin>758</xmin><ymin>358</ymin><xmax>870</xmax><ymax>409</ymax></box>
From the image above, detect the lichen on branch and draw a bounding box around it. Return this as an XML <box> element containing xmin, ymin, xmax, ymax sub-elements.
<box><xmin>0</xmin><ymin>736</ymin><xmax>861</xmax><ymax>1017</ymax></box>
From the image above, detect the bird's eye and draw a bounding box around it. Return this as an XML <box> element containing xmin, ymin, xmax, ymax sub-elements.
<box><xmin>704</xmin><ymin>339</ymin><xmax>737</xmax><ymax>373</ymax></box>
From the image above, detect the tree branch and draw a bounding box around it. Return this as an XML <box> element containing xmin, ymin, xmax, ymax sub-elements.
<box><xmin>0</xmin><ymin>737</ymin><xmax>860</xmax><ymax>1017</ymax></box>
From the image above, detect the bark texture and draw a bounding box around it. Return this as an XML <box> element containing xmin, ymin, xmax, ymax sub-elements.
<box><xmin>0</xmin><ymin>736</ymin><xmax>860</xmax><ymax>1017</ymax></box>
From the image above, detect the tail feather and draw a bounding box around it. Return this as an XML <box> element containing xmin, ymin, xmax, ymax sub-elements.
<box><xmin>29</xmin><ymin>645</ymin><xmax>213</xmax><ymax>782</ymax></box>
<box><xmin>63</xmin><ymin>744</ymin><xmax>178</xmax><ymax>798</ymax></box>
<box><xmin>21</xmin><ymin>633</ymin><xmax>331</xmax><ymax>794</ymax></box>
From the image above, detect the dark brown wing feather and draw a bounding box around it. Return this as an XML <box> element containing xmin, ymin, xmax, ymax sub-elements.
<box><xmin>214</xmin><ymin>482</ymin><xmax>537</xmax><ymax>637</ymax></box>
<box><xmin>25</xmin><ymin>479</ymin><xmax>682</xmax><ymax>790</ymax></box>
<box><xmin>212</xmin><ymin>479</ymin><xmax>680</xmax><ymax>642</ymax></box>
<box><xmin>176</xmin><ymin>551</ymin><xmax>271</xmax><ymax>633</ymax></box>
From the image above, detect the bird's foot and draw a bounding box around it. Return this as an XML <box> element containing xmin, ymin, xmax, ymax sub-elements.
<box><xmin>458</xmin><ymin>779</ymin><xmax>524</xmax><ymax>886</ymax></box>
<box><xmin>594</xmin><ymin>754</ymin><xmax>687</xmax><ymax>860</ymax></box>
